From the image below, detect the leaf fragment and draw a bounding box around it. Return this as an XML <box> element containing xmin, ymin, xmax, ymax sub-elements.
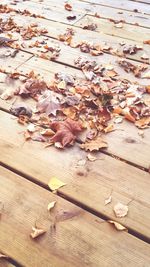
<box><xmin>48</xmin><ymin>177</ymin><xmax>66</xmax><ymax>191</ymax></box>
<box><xmin>113</xmin><ymin>202</ymin><xmax>128</xmax><ymax>218</ymax></box>
<box><xmin>30</xmin><ymin>226</ymin><xmax>46</xmax><ymax>239</ymax></box>
<box><xmin>105</xmin><ymin>195</ymin><xmax>112</xmax><ymax>205</ymax></box>
<box><xmin>108</xmin><ymin>220</ymin><xmax>127</xmax><ymax>231</ymax></box>
<box><xmin>47</xmin><ymin>201</ymin><xmax>56</xmax><ymax>211</ymax></box>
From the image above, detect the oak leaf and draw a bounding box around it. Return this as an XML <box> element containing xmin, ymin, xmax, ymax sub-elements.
<box><xmin>80</xmin><ymin>136</ymin><xmax>108</xmax><ymax>152</ymax></box>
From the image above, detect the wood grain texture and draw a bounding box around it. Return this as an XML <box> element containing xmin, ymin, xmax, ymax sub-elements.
<box><xmin>30</xmin><ymin>0</ymin><xmax>150</xmax><ymax>28</ymax></box>
<box><xmin>81</xmin><ymin>0</ymin><xmax>150</xmax><ymax>15</ymax></box>
<box><xmin>0</xmin><ymin>110</ymin><xmax>150</xmax><ymax>240</ymax></box>
<box><xmin>0</xmin><ymin>166</ymin><xmax>150</xmax><ymax>267</ymax></box>
<box><xmin>75</xmin><ymin>14</ymin><xmax>150</xmax><ymax>42</ymax></box>
<box><xmin>1</xmin><ymin>9</ymin><xmax>150</xmax><ymax>64</ymax></box>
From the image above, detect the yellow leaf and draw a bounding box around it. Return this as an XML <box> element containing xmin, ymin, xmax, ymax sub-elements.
<box><xmin>47</xmin><ymin>201</ymin><xmax>56</xmax><ymax>211</ymax></box>
<box><xmin>48</xmin><ymin>177</ymin><xmax>66</xmax><ymax>191</ymax></box>
<box><xmin>108</xmin><ymin>220</ymin><xmax>127</xmax><ymax>231</ymax></box>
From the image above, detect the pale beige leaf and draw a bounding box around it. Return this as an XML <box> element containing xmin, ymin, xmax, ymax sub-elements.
<box><xmin>27</xmin><ymin>123</ymin><xmax>36</xmax><ymax>132</ymax></box>
<box><xmin>142</xmin><ymin>70</ymin><xmax>150</xmax><ymax>79</ymax></box>
<box><xmin>30</xmin><ymin>226</ymin><xmax>46</xmax><ymax>239</ymax></box>
<box><xmin>87</xmin><ymin>153</ymin><xmax>97</xmax><ymax>161</ymax></box>
<box><xmin>113</xmin><ymin>202</ymin><xmax>128</xmax><ymax>217</ymax></box>
<box><xmin>105</xmin><ymin>195</ymin><xmax>112</xmax><ymax>205</ymax></box>
<box><xmin>108</xmin><ymin>220</ymin><xmax>127</xmax><ymax>231</ymax></box>
<box><xmin>48</xmin><ymin>177</ymin><xmax>66</xmax><ymax>191</ymax></box>
<box><xmin>47</xmin><ymin>201</ymin><xmax>56</xmax><ymax>211</ymax></box>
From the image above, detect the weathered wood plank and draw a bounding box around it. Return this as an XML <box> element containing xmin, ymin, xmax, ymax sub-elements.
<box><xmin>2</xmin><ymin>0</ymin><xmax>86</xmax><ymax>25</ymax></box>
<box><xmin>81</xmin><ymin>0</ymin><xmax>150</xmax><ymax>15</ymax></box>
<box><xmin>0</xmin><ymin>166</ymin><xmax>150</xmax><ymax>267</ymax></box>
<box><xmin>30</xmin><ymin>0</ymin><xmax>150</xmax><ymax>28</ymax></box>
<box><xmin>0</xmin><ymin>56</ymin><xmax>150</xmax><ymax>168</ymax></box>
<box><xmin>0</xmin><ymin>110</ymin><xmax>150</xmax><ymax>240</ymax></box>
<box><xmin>0</xmin><ymin>47</ymin><xmax>32</xmax><ymax>71</ymax></box>
<box><xmin>75</xmin><ymin>15</ymin><xmax>150</xmax><ymax>43</ymax></box>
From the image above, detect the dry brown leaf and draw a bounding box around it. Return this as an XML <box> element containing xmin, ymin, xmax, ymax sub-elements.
<box><xmin>0</xmin><ymin>253</ymin><xmax>8</xmax><ymax>259</ymax></box>
<box><xmin>50</xmin><ymin>118</ymin><xmax>82</xmax><ymax>147</ymax></box>
<box><xmin>65</xmin><ymin>3</ymin><xmax>72</xmax><ymax>11</ymax></box>
<box><xmin>105</xmin><ymin>195</ymin><xmax>112</xmax><ymax>205</ymax></box>
<box><xmin>48</xmin><ymin>177</ymin><xmax>66</xmax><ymax>191</ymax></box>
<box><xmin>30</xmin><ymin>226</ymin><xmax>46</xmax><ymax>239</ymax></box>
<box><xmin>113</xmin><ymin>202</ymin><xmax>128</xmax><ymax>218</ymax></box>
<box><xmin>108</xmin><ymin>220</ymin><xmax>127</xmax><ymax>231</ymax></box>
<box><xmin>47</xmin><ymin>201</ymin><xmax>56</xmax><ymax>211</ymax></box>
<box><xmin>80</xmin><ymin>136</ymin><xmax>108</xmax><ymax>152</ymax></box>
<box><xmin>144</xmin><ymin>40</ymin><xmax>150</xmax><ymax>45</ymax></box>
<box><xmin>135</xmin><ymin>117</ymin><xmax>150</xmax><ymax>128</ymax></box>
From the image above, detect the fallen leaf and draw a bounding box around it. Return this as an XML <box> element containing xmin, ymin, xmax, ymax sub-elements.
<box><xmin>36</xmin><ymin>91</ymin><xmax>61</xmax><ymax>116</ymax></box>
<box><xmin>87</xmin><ymin>153</ymin><xmax>97</xmax><ymax>161</ymax></box>
<box><xmin>114</xmin><ymin>22</ymin><xmax>123</xmax><ymax>28</ymax></box>
<box><xmin>50</xmin><ymin>118</ymin><xmax>82</xmax><ymax>147</ymax></box>
<box><xmin>0</xmin><ymin>253</ymin><xmax>8</xmax><ymax>259</ymax></box>
<box><xmin>65</xmin><ymin>3</ymin><xmax>72</xmax><ymax>11</ymax></box>
<box><xmin>108</xmin><ymin>220</ymin><xmax>127</xmax><ymax>231</ymax></box>
<box><xmin>67</xmin><ymin>15</ymin><xmax>77</xmax><ymax>21</ymax></box>
<box><xmin>80</xmin><ymin>136</ymin><xmax>108</xmax><ymax>152</ymax></box>
<box><xmin>83</xmin><ymin>23</ymin><xmax>97</xmax><ymax>31</ymax></box>
<box><xmin>135</xmin><ymin>117</ymin><xmax>150</xmax><ymax>128</ymax></box>
<box><xmin>16</xmin><ymin>79</ymin><xmax>47</xmax><ymax>97</ymax></box>
<box><xmin>105</xmin><ymin>195</ymin><xmax>112</xmax><ymax>205</ymax></box>
<box><xmin>41</xmin><ymin>129</ymin><xmax>55</xmax><ymax>136</ymax></box>
<box><xmin>144</xmin><ymin>40</ymin><xmax>150</xmax><ymax>45</ymax></box>
<box><xmin>10</xmin><ymin>103</ymin><xmax>32</xmax><ymax>117</ymax></box>
<box><xmin>142</xmin><ymin>70</ymin><xmax>150</xmax><ymax>79</ymax></box>
<box><xmin>48</xmin><ymin>177</ymin><xmax>66</xmax><ymax>191</ymax></box>
<box><xmin>27</xmin><ymin>123</ymin><xmax>36</xmax><ymax>132</ymax></box>
<box><xmin>113</xmin><ymin>202</ymin><xmax>128</xmax><ymax>217</ymax></box>
<box><xmin>47</xmin><ymin>201</ymin><xmax>56</xmax><ymax>211</ymax></box>
<box><xmin>30</xmin><ymin>226</ymin><xmax>46</xmax><ymax>239</ymax></box>
<box><xmin>141</xmin><ymin>53</ymin><xmax>149</xmax><ymax>60</ymax></box>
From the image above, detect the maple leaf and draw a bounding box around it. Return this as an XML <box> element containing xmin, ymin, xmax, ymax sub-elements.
<box><xmin>16</xmin><ymin>79</ymin><xmax>47</xmax><ymax>97</ymax></box>
<box><xmin>36</xmin><ymin>91</ymin><xmax>61</xmax><ymax>116</ymax></box>
<box><xmin>80</xmin><ymin>136</ymin><xmax>108</xmax><ymax>151</ymax></box>
<box><xmin>50</xmin><ymin>118</ymin><xmax>82</xmax><ymax>147</ymax></box>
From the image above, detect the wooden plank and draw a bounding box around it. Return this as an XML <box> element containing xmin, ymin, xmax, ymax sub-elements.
<box><xmin>0</xmin><ymin>261</ymin><xmax>16</xmax><ymax>267</ymax></box>
<box><xmin>75</xmin><ymin>15</ymin><xmax>150</xmax><ymax>43</ymax></box>
<box><xmin>0</xmin><ymin>166</ymin><xmax>150</xmax><ymax>267</ymax></box>
<box><xmin>31</xmin><ymin>0</ymin><xmax>150</xmax><ymax>28</ymax></box>
<box><xmin>0</xmin><ymin>56</ymin><xmax>150</xmax><ymax>168</ymax></box>
<box><xmin>2</xmin><ymin>0</ymin><xmax>86</xmax><ymax>25</ymax></box>
<box><xmin>81</xmin><ymin>0</ymin><xmax>150</xmax><ymax>15</ymax></box>
<box><xmin>0</xmin><ymin>47</ymin><xmax>32</xmax><ymax>71</ymax></box>
<box><xmin>1</xmin><ymin>10</ymin><xmax>150</xmax><ymax>64</ymax></box>
<box><xmin>0</xmin><ymin>110</ymin><xmax>150</xmax><ymax>240</ymax></box>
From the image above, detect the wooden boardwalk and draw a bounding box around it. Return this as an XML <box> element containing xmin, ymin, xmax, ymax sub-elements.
<box><xmin>0</xmin><ymin>0</ymin><xmax>150</xmax><ymax>266</ymax></box>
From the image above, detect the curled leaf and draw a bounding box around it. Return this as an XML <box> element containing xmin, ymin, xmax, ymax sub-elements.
<box><xmin>30</xmin><ymin>226</ymin><xmax>46</xmax><ymax>239</ymax></box>
<box><xmin>108</xmin><ymin>220</ymin><xmax>127</xmax><ymax>231</ymax></box>
<box><xmin>48</xmin><ymin>177</ymin><xmax>66</xmax><ymax>191</ymax></box>
<box><xmin>47</xmin><ymin>201</ymin><xmax>56</xmax><ymax>211</ymax></box>
<box><xmin>105</xmin><ymin>195</ymin><xmax>112</xmax><ymax>205</ymax></box>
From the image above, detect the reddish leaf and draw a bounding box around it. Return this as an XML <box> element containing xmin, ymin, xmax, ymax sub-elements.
<box><xmin>50</xmin><ymin>118</ymin><xmax>82</xmax><ymax>147</ymax></box>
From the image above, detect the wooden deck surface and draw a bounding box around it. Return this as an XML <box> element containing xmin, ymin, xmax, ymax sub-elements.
<box><xmin>0</xmin><ymin>0</ymin><xmax>150</xmax><ymax>266</ymax></box>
